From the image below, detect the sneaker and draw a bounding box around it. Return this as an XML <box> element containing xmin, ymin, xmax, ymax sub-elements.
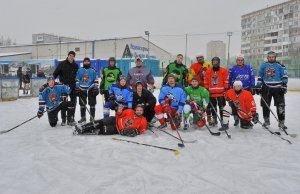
<box><xmin>157</xmin><ymin>122</ymin><xmax>167</xmax><ymax>129</ymax></box>
<box><xmin>263</xmin><ymin>118</ymin><xmax>270</xmax><ymax>128</ymax></box>
<box><xmin>78</xmin><ymin>117</ymin><xmax>86</xmax><ymax>124</ymax></box>
<box><xmin>219</xmin><ymin>123</ymin><xmax>229</xmax><ymax>131</ymax></box>
<box><xmin>279</xmin><ymin>121</ymin><xmax>287</xmax><ymax>130</ymax></box>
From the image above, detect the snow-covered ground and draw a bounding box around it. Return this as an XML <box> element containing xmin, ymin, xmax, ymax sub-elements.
<box><xmin>0</xmin><ymin>90</ymin><xmax>300</xmax><ymax>194</ymax></box>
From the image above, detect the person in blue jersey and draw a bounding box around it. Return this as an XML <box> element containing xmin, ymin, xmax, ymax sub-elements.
<box><xmin>228</xmin><ymin>55</ymin><xmax>255</xmax><ymax>126</ymax></box>
<box><xmin>75</xmin><ymin>57</ymin><xmax>99</xmax><ymax>124</ymax></box>
<box><xmin>155</xmin><ymin>74</ymin><xmax>186</xmax><ymax>130</ymax></box>
<box><xmin>37</xmin><ymin>76</ymin><xmax>71</xmax><ymax>127</ymax></box>
<box><xmin>254</xmin><ymin>51</ymin><xmax>288</xmax><ymax>129</ymax></box>
<box><xmin>104</xmin><ymin>75</ymin><xmax>133</xmax><ymax>118</ymax></box>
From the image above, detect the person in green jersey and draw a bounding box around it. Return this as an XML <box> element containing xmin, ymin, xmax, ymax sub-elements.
<box><xmin>99</xmin><ymin>57</ymin><xmax>122</xmax><ymax>117</ymax></box>
<box><xmin>183</xmin><ymin>77</ymin><xmax>210</xmax><ymax>130</ymax></box>
<box><xmin>162</xmin><ymin>54</ymin><xmax>188</xmax><ymax>87</ymax></box>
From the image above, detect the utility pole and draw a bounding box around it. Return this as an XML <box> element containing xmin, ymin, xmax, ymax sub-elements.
<box><xmin>114</xmin><ymin>38</ymin><xmax>117</xmax><ymax>58</ymax></box>
<box><xmin>227</xmin><ymin>32</ymin><xmax>233</xmax><ymax>68</ymax></box>
<box><xmin>185</xmin><ymin>33</ymin><xmax>188</xmax><ymax>65</ymax></box>
<box><xmin>145</xmin><ymin>31</ymin><xmax>150</xmax><ymax>58</ymax></box>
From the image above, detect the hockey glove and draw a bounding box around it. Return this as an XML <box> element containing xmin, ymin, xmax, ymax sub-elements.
<box><xmin>253</xmin><ymin>85</ymin><xmax>262</xmax><ymax>95</ymax></box>
<box><xmin>252</xmin><ymin>113</ymin><xmax>259</xmax><ymax>124</ymax></box>
<box><xmin>249</xmin><ymin>87</ymin><xmax>255</xmax><ymax>95</ymax></box>
<box><xmin>281</xmin><ymin>83</ymin><xmax>287</xmax><ymax>94</ymax></box>
<box><xmin>92</xmin><ymin>88</ymin><xmax>99</xmax><ymax>96</ymax></box>
<box><xmin>233</xmin><ymin>100</ymin><xmax>241</xmax><ymax>109</ymax></box>
<box><xmin>100</xmin><ymin>88</ymin><xmax>105</xmax><ymax>95</ymax></box>
<box><xmin>37</xmin><ymin>110</ymin><xmax>43</xmax><ymax>118</ymax></box>
<box><xmin>121</xmin><ymin>128</ymin><xmax>139</xmax><ymax>137</ymax></box>
<box><xmin>161</xmin><ymin>102</ymin><xmax>171</xmax><ymax>114</ymax></box>
<box><xmin>189</xmin><ymin>101</ymin><xmax>198</xmax><ymax>113</ymax></box>
<box><xmin>108</xmin><ymin>94</ymin><xmax>115</xmax><ymax>101</ymax></box>
<box><xmin>75</xmin><ymin>88</ymin><xmax>81</xmax><ymax>94</ymax></box>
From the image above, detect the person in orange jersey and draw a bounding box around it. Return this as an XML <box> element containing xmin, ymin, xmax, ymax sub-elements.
<box><xmin>187</xmin><ymin>53</ymin><xmax>212</xmax><ymax>86</ymax></box>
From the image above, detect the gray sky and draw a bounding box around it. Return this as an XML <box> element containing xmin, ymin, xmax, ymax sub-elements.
<box><xmin>1</xmin><ymin>0</ymin><xmax>286</xmax><ymax>58</ymax></box>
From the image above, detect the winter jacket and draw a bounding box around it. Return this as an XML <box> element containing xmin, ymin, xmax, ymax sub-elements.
<box><xmin>53</xmin><ymin>58</ymin><xmax>79</xmax><ymax>89</ymax></box>
<box><xmin>133</xmin><ymin>88</ymin><xmax>157</xmax><ymax>108</ymax></box>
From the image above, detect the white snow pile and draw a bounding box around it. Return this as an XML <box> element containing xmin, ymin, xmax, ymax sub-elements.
<box><xmin>0</xmin><ymin>91</ymin><xmax>300</xmax><ymax>194</ymax></box>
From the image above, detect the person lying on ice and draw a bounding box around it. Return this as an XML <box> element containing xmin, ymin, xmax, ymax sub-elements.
<box><xmin>103</xmin><ymin>75</ymin><xmax>133</xmax><ymax>118</ymax></box>
<box><xmin>74</xmin><ymin>104</ymin><xmax>147</xmax><ymax>136</ymax></box>
<box><xmin>183</xmin><ymin>77</ymin><xmax>210</xmax><ymax>130</ymax></box>
<box><xmin>37</xmin><ymin>76</ymin><xmax>71</xmax><ymax>127</ymax></box>
<box><xmin>155</xmin><ymin>74</ymin><xmax>186</xmax><ymax>130</ymax></box>
<box><xmin>219</xmin><ymin>81</ymin><xmax>259</xmax><ymax>131</ymax></box>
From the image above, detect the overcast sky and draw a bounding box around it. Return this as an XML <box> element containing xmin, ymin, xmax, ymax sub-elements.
<box><xmin>1</xmin><ymin>0</ymin><xmax>286</xmax><ymax>59</ymax></box>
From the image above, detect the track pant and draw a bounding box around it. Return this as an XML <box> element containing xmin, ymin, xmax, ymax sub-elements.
<box><xmin>261</xmin><ymin>86</ymin><xmax>285</xmax><ymax>121</ymax></box>
<box><xmin>61</xmin><ymin>89</ymin><xmax>77</xmax><ymax>122</ymax></box>
<box><xmin>81</xmin><ymin>116</ymin><xmax>119</xmax><ymax>135</ymax></box>
<box><xmin>143</xmin><ymin>104</ymin><xmax>155</xmax><ymax>122</ymax></box>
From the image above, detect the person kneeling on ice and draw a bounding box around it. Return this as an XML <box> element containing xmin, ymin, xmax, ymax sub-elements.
<box><xmin>219</xmin><ymin>81</ymin><xmax>259</xmax><ymax>131</ymax></box>
<box><xmin>155</xmin><ymin>74</ymin><xmax>186</xmax><ymax>130</ymax></box>
<box><xmin>37</xmin><ymin>76</ymin><xmax>71</xmax><ymax>127</ymax></box>
<box><xmin>103</xmin><ymin>75</ymin><xmax>133</xmax><ymax>118</ymax></box>
<box><xmin>74</xmin><ymin>105</ymin><xmax>147</xmax><ymax>136</ymax></box>
<box><xmin>183</xmin><ymin>77</ymin><xmax>210</xmax><ymax>130</ymax></box>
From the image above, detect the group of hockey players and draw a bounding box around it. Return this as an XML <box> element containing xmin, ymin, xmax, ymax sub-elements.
<box><xmin>37</xmin><ymin>50</ymin><xmax>288</xmax><ymax>138</ymax></box>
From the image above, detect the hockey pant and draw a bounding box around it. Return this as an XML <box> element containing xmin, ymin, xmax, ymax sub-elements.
<box><xmin>61</xmin><ymin>89</ymin><xmax>77</xmax><ymax>122</ymax></box>
<box><xmin>48</xmin><ymin>104</ymin><xmax>70</xmax><ymax>127</ymax></box>
<box><xmin>206</xmin><ymin>96</ymin><xmax>225</xmax><ymax>120</ymax></box>
<box><xmin>222</xmin><ymin>104</ymin><xmax>252</xmax><ymax>127</ymax></box>
<box><xmin>79</xmin><ymin>90</ymin><xmax>96</xmax><ymax>118</ymax></box>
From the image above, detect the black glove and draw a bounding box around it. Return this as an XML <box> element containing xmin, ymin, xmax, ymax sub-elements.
<box><xmin>37</xmin><ymin>110</ymin><xmax>43</xmax><ymax>118</ymax></box>
<box><xmin>281</xmin><ymin>83</ymin><xmax>287</xmax><ymax>94</ymax></box>
<box><xmin>100</xmin><ymin>88</ymin><xmax>105</xmax><ymax>95</ymax></box>
<box><xmin>108</xmin><ymin>94</ymin><xmax>115</xmax><ymax>101</ymax></box>
<box><xmin>121</xmin><ymin>128</ymin><xmax>139</xmax><ymax>137</ymax></box>
<box><xmin>252</xmin><ymin>113</ymin><xmax>259</xmax><ymax>124</ymax></box>
<box><xmin>233</xmin><ymin>100</ymin><xmax>241</xmax><ymax>109</ymax></box>
<box><xmin>253</xmin><ymin>85</ymin><xmax>262</xmax><ymax>95</ymax></box>
<box><xmin>61</xmin><ymin>94</ymin><xmax>69</xmax><ymax>102</ymax></box>
<box><xmin>249</xmin><ymin>87</ymin><xmax>255</xmax><ymax>95</ymax></box>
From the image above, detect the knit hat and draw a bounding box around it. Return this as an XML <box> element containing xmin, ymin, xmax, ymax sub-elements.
<box><xmin>167</xmin><ymin>73</ymin><xmax>176</xmax><ymax>79</ymax></box>
<box><xmin>119</xmin><ymin>75</ymin><xmax>127</xmax><ymax>81</ymax></box>
<box><xmin>47</xmin><ymin>76</ymin><xmax>55</xmax><ymax>81</ymax></box>
<box><xmin>83</xmin><ymin>57</ymin><xmax>90</xmax><ymax>62</ymax></box>
<box><xmin>135</xmin><ymin>56</ymin><xmax>143</xmax><ymax>62</ymax></box>
<box><xmin>233</xmin><ymin>80</ymin><xmax>243</xmax><ymax>87</ymax></box>
<box><xmin>191</xmin><ymin>77</ymin><xmax>199</xmax><ymax>82</ymax></box>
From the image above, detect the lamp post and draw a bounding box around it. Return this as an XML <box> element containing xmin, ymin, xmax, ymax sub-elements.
<box><xmin>227</xmin><ymin>32</ymin><xmax>233</xmax><ymax>68</ymax></box>
<box><xmin>145</xmin><ymin>31</ymin><xmax>150</xmax><ymax>58</ymax></box>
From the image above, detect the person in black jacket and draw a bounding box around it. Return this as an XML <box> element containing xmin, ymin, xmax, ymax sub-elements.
<box><xmin>17</xmin><ymin>67</ymin><xmax>23</xmax><ymax>89</ymax></box>
<box><xmin>133</xmin><ymin>81</ymin><xmax>157</xmax><ymax>124</ymax></box>
<box><xmin>53</xmin><ymin>51</ymin><xmax>79</xmax><ymax>126</ymax></box>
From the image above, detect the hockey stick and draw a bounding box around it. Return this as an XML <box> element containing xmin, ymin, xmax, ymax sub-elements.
<box><xmin>260</xmin><ymin>94</ymin><xmax>297</xmax><ymax>138</ymax></box>
<box><xmin>236</xmin><ymin>107</ymin><xmax>292</xmax><ymax>144</ymax></box>
<box><xmin>148</xmin><ymin>127</ymin><xmax>159</xmax><ymax>137</ymax></box>
<box><xmin>79</xmin><ymin>95</ymin><xmax>97</xmax><ymax>128</ymax></box>
<box><xmin>209</xmin><ymin>101</ymin><xmax>231</xmax><ymax>138</ymax></box>
<box><xmin>195</xmin><ymin>111</ymin><xmax>221</xmax><ymax>136</ymax></box>
<box><xmin>167</xmin><ymin>113</ymin><xmax>185</xmax><ymax>148</ymax></box>
<box><xmin>155</xmin><ymin>127</ymin><xmax>198</xmax><ymax>143</ymax></box>
<box><xmin>112</xmin><ymin>137</ymin><xmax>180</xmax><ymax>155</ymax></box>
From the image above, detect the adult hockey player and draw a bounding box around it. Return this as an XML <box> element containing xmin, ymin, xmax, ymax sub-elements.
<box><xmin>219</xmin><ymin>81</ymin><xmax>258</xmax><ymax>130</ymax></box>
<box><xmin>183</xmin><ymin>77</ymin><xmax>210</xmax><ymax>130</ymax></box>
<box><xmin>103</xmin><ymin>75</ymin><xmax>133</xmax><ymax>118</ymax></box>
<box><xmin>155</xmin><ymin>74</ymin><xmax>186</xmax><ymax>130</ymax></box>
<box><xmin>187</xmin><ymin>53</ymin><xmax>212</xmax><ymax>86</ymax></box>
<box><xmin>255</xmin><ymin>51</ymin><xmax>288</xmax><ymax>129</ymax></box>
<box><xmin>37</xmin><ymin>76</ymin><xmax>71</xmax><ymax>127</ymax></box>
<box><xmin>162</xmin><ymin>54</ymin><xmax>188</xmax><ymax>87</ymax></box>
<box><xmin>133</xmin><ymin>81</ymin><xmax>157</xmax><ymax>124</ymax></box>
<box><xmin>53</xmin><ymin>51</ymin><xmax>78</xmax><ymax>125</ymax></box>
<box><xmin>75</xmin><ymin>57</ymin><xmax>99</xmax><ymax>123</ymax></box>
<box><xmin>99</xmin><ymin>57</ymin><xmax>122</xmax><ymax>118</ymax></box>
<box><xmin>204</xmin><ymin>57</ymin><xmax>229</xmax><ymax>126</ymax></box>
<box><xmin>228</xmin><ymin>55</ymin><xmax>255</xmax><ymax>93</ymax></box>
<box><xmin>127</xmin><ymin>56</ymin><xmax>155</xmax><ymax>92</ymax></box>
<box><xmin>74</xmin><ymin>105</ymin><xmax>147</xmax><ymax>137</ymax></box>
<box><xmin>228</xmin><ymin>55</ymin><xmax>255</xmax><ymax>126</ymax></box>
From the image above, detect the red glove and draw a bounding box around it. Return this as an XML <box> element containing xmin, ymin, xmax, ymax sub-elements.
<box><xmin>161</xmin><ymin>102</ymin><xmax>171</xmax><ymax>114</ymax></box>
<box><xmin>164</xmin><ymin>96</ymin><xmax>171</xmax><ymax>104</ymax></box>
<box><xmin>189</xmin><ymin>101</ymin><xmax>198</xmax><ymax>113</ymax></box>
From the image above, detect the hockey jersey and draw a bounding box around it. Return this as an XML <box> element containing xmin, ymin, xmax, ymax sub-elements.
<box><xmin>163</xmin><ymin>62</ymin><xmax>188</xmax><ymax>86</ymax></box>
<box><xmin>225</xmin><ymin>89</ymin><xmax>256</xmax><ymax>121</ymax></box>
<box><xmin>100</xmin><ymin>66</ymin><xmax>122</xmax><ymax>91</ymax></box>
<box><xmin>127</xmin><ymin>66</ymin><xmax>154</xmax><ymax>88</ymax></box>
<box><xmin>116</xmin><ymin>109</ymin><xmax>147</xmax><ymax>135</ymax></box>
<box><xmin>204</xmin><ymin>67</ymin><xmax>229</xmax><ymax>97</ymax></box>
<box><xmin>229</xmin><ymin>64</ymin><xmax>255</xmax><ymax>89</ymax></box>
<box><xmin>188</xmin><ymin>61</ymin><xmax>212</xmax><ymax>86</ymax></box>
<box><xmin>39</xmin><ymin>84</ymin><xmax>71</xmax><ymax>112</ymax></box>
<box><xmin>158</xmin><ymin>84</ymin><xmax>186</xmax><ymax>113</ymax></box>
<box><xmin>185</xmin><ymin>85</ymin><xmax>210</xmax><ymax>109</ymax></box>
<box><xmin>109</xmin><ymin>84</ymin><xmax>133</xmax><ymax>108</ymax></box>
<box><xmin>257</xmin><ymin>62</ymin><xmax>288</xmax><ymax>88</ymax></box>
<box><xmin>76</xmin><ymin>67</ymin><xmax>98</xmax><ymax>91</ymax></box>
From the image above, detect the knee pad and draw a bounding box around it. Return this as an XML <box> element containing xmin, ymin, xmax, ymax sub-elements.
<box><xmin>183</xmin><ymin>104</ymin><xmax>191</xmax><ymax>114</ymax></box>
<box><xmin>223</xmin><ymin>105</ymin><xmax>232</xmax><ymax>117</ymax></box>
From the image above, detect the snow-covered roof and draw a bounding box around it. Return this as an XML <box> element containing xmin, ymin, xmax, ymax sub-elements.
<box><xmin>0</xmin><ymin>52</ymin><xmax>32</xmax><ymax>57</ymax></box>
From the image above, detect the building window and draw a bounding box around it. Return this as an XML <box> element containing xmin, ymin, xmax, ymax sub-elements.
<box><xmin>279</xmin><ymin>8</ymin><xmax>283</xmax><ymax>13</ymax></box>
<box><xmin>272</xmin><ymin>39</ymin><xmax>277</xmax><ymax>43</ymax></box>
<box><xmin>75</xmin><ymin>47</ymin><xmax>80</xmax><ymax>52</ymax></box>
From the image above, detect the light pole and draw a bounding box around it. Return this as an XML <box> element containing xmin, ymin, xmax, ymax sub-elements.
<box><xmin>227</xmin><ymin>32</ymin><xmax>233</xmax><ymax>68</ymax></box>
<box><xmin>145</xmin><ymin>31</ymin><xmax>150</xmax><ymax>58</ymax></box>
